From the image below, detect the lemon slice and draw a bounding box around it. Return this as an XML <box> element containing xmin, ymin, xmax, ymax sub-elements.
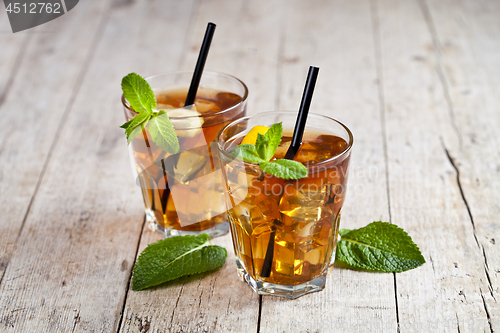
<box><xmin>241</xmin><ymin>125</ymin><xmax>269</xmax><ymax>145</ymax></box>
<box><xmin>165</xmin><ymin>108</ymin><xmax>204</xmax><ymax>138</ymax></box>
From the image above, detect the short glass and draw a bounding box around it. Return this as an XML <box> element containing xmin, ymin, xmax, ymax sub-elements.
<box><xmin>123</xmin><ymin>71</ymin><xmax>248</xmax><ymax>237</ymax></box>
<box><xmin>217</xmin><ymin>111</ymin><xmax>353</xmax><ymax>298</ymax></box>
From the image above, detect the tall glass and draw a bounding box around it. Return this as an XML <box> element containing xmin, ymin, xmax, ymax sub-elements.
<box><xmin>217</xmin><ymin>111</ymin><xmax>353</xmax><ymax>298</ymax></box>
<box><xmin>123</xmin><ymin>71</ymin><xmax>248</xmax><ymax>237</ymax></box>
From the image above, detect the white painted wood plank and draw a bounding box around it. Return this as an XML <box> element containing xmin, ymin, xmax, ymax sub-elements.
<box><xmin>0</xmin><ymin>0</ymin><xmax>109</xmax><ymax>283</ymax></box>
<box><xmin>423</xmin><ymin>0</ymin><xmax>500</xmax><ymax>330</ymax></box>
<box><xmin>375</xmin><ymin>0</ymin><xmax>494</xmax><ymax>331</ymax></box>
<box><xmin>0</xmin><ymin>1</ymin><xmax>195</xmax><ymax>332</ymax></box>
<box><xmin>119</xmin><ymin>1</ymin><xmax>285</xmax><ymax>331</ymax></box>
<box><xmin>259</xmin><ymin>0</ymin><xmax>398</xmax><ymax>332</ymax></box>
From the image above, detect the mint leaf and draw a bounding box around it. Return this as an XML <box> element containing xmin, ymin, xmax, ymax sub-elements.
<box><xmin>260</xmin><ymin>159</ymin><xmax>307</xmax><ymax>179</ymax></box>
<box><xmin>120</xmin><ymin>73</ymin><xmax>180</xmax><ymax>153</ymax></box>
<box><xmin>148</xmin><ymin>111</ymin><xmax>180</xmax><ymax>154</ymax></box>
<box><xmin>127</xmin><ymin>122</ymin><xmax>147</xmax><ymax>145</ymax></box>
<box><xmin>231</xmin><ymin>144</ymin><xmax>267</xmax><ymax>164</ymax></box>
<box><xmin>230</xmin><ymin>122</ymin><xmax>306</xmax><ymax>180</ymax></box>
<box><xmin>132</xmin><ymin>234</ymin><xmax>227</xmax><ymax>291</ymax></box>
<box><xmin>121</xmin><ymin>73</ymin><xmax>156</xmax><ymax>114</ymax></box>
<box><xmin>263</xmin><ymin>122</ymin><xmax>282</xmax><ymax>158</ymax></box>
<box><xmin>255</xmin><ymin>133</ymin><xmax>269</xmax><ymax>161</ymax></box>
<box><xmin>124</xmin><ymin>112</ymin><xmax>151</xmax><ymax>144</ymax></box>
<box><xmin>120</xmin><ymin>119</ymin><xmax>133</xmax><ymax>129</ymax></box>
<box><xmin>339</xmin><ymin>229</ymin><xmax>351</xmax><ymax>237</ymax></box>
<box><xmin>335</xmin><ymin>222</ymin><xmax>425</xmax><ymax>272</ymax></box>
<box><xmin>253</xmin><ymin>123</ymin><xmax>282</xmax><ymax>162</ymax></box>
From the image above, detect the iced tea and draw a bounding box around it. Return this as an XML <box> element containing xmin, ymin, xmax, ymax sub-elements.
<box><xmin>218</xmin><ymin>112</ymin><xmax>353</xmax><ymax>298</ymax></box>
<box><xmin>123</xmin><ymin>71</ymin><xmax>247</xmax><ymax>237</ymax></box>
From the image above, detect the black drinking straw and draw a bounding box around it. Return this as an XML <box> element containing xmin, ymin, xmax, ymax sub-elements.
<box><xmin>260</xmin><ymin>66</ymin><xmax>320</xmax><ymax>278</ymax></box>
<box><xmin>284</xmin><ymin>66</ymin><xmax>320</xmax><ymax>160</ymax></box>
<box><xmin>184</xmin><ymin>22</ymin><xmax>216</xmax><ymax>106</ymax></box>
<box><xmin>156</xmin><ymin>23</ymin><xmax>216</xmax><ymax>216</ymax></box>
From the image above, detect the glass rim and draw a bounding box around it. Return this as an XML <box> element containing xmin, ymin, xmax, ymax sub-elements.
<box><xmin>121</xmin><ymin>70</ymin><xmax>249</xmax><ymax>120</ymax></box>
<box><xmin>217</xmin><ymin>111</ymin><xmax>354</xmax><ymax>171</ymax></box>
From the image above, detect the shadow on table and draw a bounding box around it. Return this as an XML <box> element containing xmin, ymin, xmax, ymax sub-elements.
<box><xmin>333</xmin><ymin>260</ymin><xmax>387</xmax><ymax>273</ymax></box>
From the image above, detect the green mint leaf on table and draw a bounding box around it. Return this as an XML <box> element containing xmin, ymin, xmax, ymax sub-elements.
<box><xmin>335</xmin><ymin>222</ymin><xmax>425</xmax><ymax>272</ymax></box>
<box><xmin>132</xmin><ymin>234</ymin><xmax>227</xmax><ymax>291</ymax></box>
<box><xmin>260</xmin><ymin>159</ymin><xmax>307</xmax><ymax>180</ymax></box>
<box><xmin>120</xmin><ymin>73</ymin><xmax>180</xmax><ymax>153</ymax></box>
<box><xmin>121</xmin><ymin>73</ymin><xmax>156</xmax><ymax>114</ymax></box>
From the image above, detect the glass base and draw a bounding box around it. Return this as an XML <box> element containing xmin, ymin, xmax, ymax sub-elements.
<box><xmin>145</xmin><ymin>209</ymin><xmax>229</xmax><ymax>238</ymax></box>
<box><xmin>235</xmin><ymin>259</ymin><xmax>326</xmax><ymax>299</ymax></box>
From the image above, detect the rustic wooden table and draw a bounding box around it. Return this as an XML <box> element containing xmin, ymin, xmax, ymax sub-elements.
<box><xmin>0</xmin><ymin>0</ymin><xmax>498</xmax><ymax>332</ymax></box>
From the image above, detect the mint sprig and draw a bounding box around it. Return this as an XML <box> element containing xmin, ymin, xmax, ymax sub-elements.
<box><xmin>335</xmin><ymin>222</ymin><xmax>425</xmax><ymax>272</ymax></box>
<box><xmin>132</xmin><ymin>234</ymin><xmax>227</xmax><ymax>291</ymax></box>
<box><xmin>231</xmin><ymin>122</ymin><xmax>308</xmax><ymax>180</ymax></box>
<box><xmin>121</xmin><ymin>72</ymin><xmax>157</xmax><ymax>113</ymax></box>
<box><xmin>120</xmin><ymin>73</ymin><xmax>180</xmax><ymax>153</ymax></box>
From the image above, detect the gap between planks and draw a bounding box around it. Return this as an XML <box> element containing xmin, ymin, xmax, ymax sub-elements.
<box><xmin>116</xmin><ymin>215</ymin><xmax>147</xmax><ymax>333</ymax></box>
<box><xmin>369</xmin><ymin>0</ymin><xmax>401</xmax><ymax>331</ymax></box>
<box><xmin>419</xmin><ymin>0</ymin><xmax>495</xmax><ymax>330</ymax></box>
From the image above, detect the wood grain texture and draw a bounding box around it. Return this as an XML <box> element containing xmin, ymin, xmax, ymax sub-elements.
<box><xmin>0</xmin><ymin>0</ymin><xmax>109</xmax><ymax>284</ymax></box>
<box><xmin>374</xmin><ymin>0</ymin><xmax>495</xmax><ymax>331</ymax></box>
<box><xmin>259</xmin><ymin>0</ymin><xmax>397</xmax><ymax>332</ymax></box>
<box><xmin>0</xmin><ymin>5</ymin><xmax>29</xmax><ymax>105</ymax></box>
<box><xmin>423</xmin><ymin>0</ymin><xmax>499</xmax><ymax>330</ymax></box>
<box><xmin>0</xmin><ymin>0</ymin><xmax>498</xmax><ymax>332</ymax></box>
<box><xmin>0</xmin><ymin>0</ymin><xmax>194</xmax><ymax>331</ymax></box>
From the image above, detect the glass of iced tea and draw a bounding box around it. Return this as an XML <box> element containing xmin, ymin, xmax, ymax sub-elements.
<box><xmin>122</xmin><ymin>71</ymin><xmax>248</xmax><ymax>237</ymax></box>
<box><xmin>217</xmin><ymin>111</ymin><xmax>353</xmax><ymax>298</ymax></box>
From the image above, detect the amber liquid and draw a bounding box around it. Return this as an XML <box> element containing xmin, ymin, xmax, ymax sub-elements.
<box><xmin>128</xmin><ymin>87</ymin><xmax>245</xmax><ymax>231</ymax></box>
<box><xmin>224</xmin><ymin>133</ymin><xmax>350</xmax><ymax>285</ymax></box>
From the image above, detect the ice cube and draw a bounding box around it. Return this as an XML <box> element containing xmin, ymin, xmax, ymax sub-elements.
<box><xmin>227</xmin><ymin>185</ymin><xmax>250</xmax><ymax>206</ymax></box>
<box><xmin>166</xmin><ymin>108</ymin><xmax>204</xmax><ymax>138</ymax></box>
<box><xmin>162</xmin><ymin>150</ymin><xmax>207</xmax><ymax>184</ymax></box>
<box><xmin>156</xmin><ymin>103</ymin><xmax>175</xmax><ymax>110</ymax></box>
<box><xmin>274</xmin><ymin>234</ymin><xmax>294</xmax><ymax>277</ymax></box>
<box><xmin>250</xmin><ymin>223</ymin><xmax>274</xmax><ymax>261</ymax></box>
<box><xmin>295</xmin><ymin>142</ymin><xmax>319</xmax><ymax>163</ymax></box>
<box><xmin>194</xmin><ymin>170</ymin><xmax>227</xmax><ymax>220</ymax></box>
<box><xmin>231</xmin><ymin>201</ymin><xmax>256</xmax><ymax>235</ymax></box>
<box><xmin>272</xmin><ymin>140</ymin><xmax>291</xmax><ymax>159</ymax></box>
<box><xmin>255</xmin><ymin>198</ymin><xmax>281</xmax><ymax>221</ymax></box>
<box><xmin>194</xmin><ymin>99</ymin><xmax>221</xmax><ymax>113</ymax></box>
<box><xmin>279</xmin><ymin>184</ymin><xmax>332</xmax><ymax>223</ymax></box>
<box><xmin>298</xmin><ymin>242</ymin><xmax>326</xmax><ymax>264</ymax></box>
<box><xmin>216</xmin><ymin>92</ymin><xmax>241</xmax><ymax>105</ymax></box>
